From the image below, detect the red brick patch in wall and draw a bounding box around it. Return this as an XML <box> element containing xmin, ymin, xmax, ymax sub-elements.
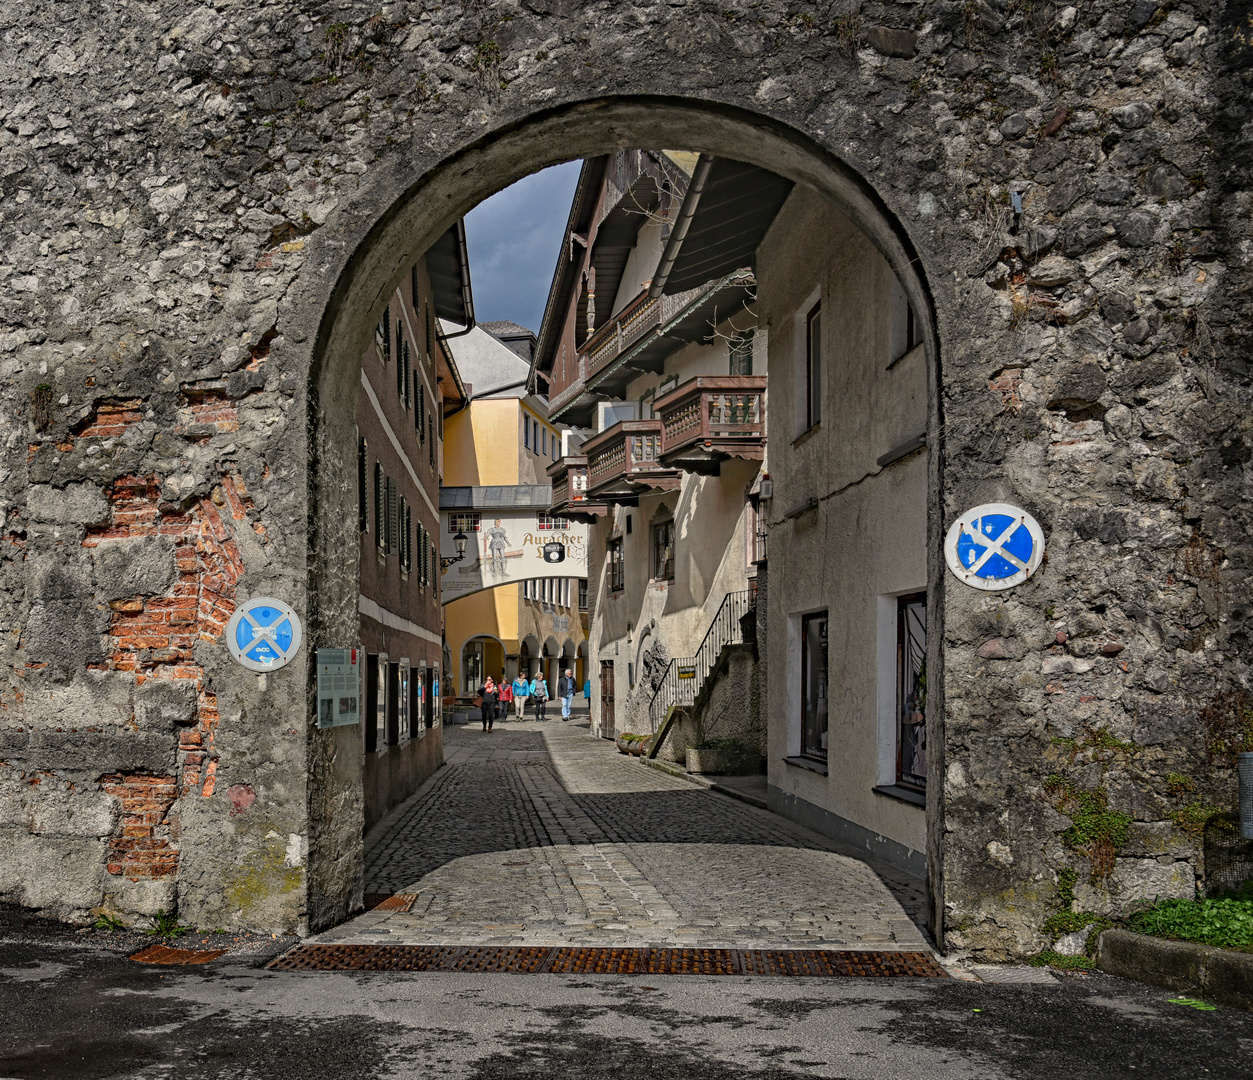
<box><xmin>177</xmin><ymin>381</ymin><xmax>243</xmax><ymax>436</ymax></box>
<box><xmin>74</xmin><ymin>398</ymin><xmax>146</xmax><ymax>439</ymax></box>
<box><xmin>101</xmin><ymin>773</ymin><xmax>179</xmax><ymax>879</ymax></box>
<box><xmin>83</xmin><ymin>472</ymin><xmax>266</xmax><ymax>798</ymax></box>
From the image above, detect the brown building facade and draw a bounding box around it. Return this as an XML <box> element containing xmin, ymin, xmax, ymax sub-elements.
<box><xmin>356</xmin><ymin>231</ymin><xmax>470</xmax><ymax>832</ymax></box>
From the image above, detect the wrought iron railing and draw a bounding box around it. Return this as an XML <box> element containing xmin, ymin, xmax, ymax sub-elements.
<box><xmin>648</xmin><ymin>589</ymin><xmax>755</xmax><ymax>733</ymax></box>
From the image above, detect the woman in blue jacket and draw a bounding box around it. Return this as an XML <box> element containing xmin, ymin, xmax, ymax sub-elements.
<box><xmin>511</xmin><ymin>673</ymin><xmax>530</xmax><ymax>720</ymax></box>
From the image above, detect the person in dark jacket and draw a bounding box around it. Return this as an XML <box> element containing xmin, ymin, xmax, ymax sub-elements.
<box><xmin>530</xmin><ymin>674</ymin><xmax>549</xmax><ymax>722</ymax></box>
<box><xmin>558</xmin><ymin>668</ymin><xmax>576</xmax><ymax>721</ymax></box>
<box><xmin>478</xmin><ymin>677</ymin><xmax>499</xmax><ymax>733</ymax></box>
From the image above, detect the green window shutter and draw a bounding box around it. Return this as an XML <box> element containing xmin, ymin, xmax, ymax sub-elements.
<box><xmin>386</xmin><ymin>478</ymin><xmax>397</xmax><ymax>555</ymax></box>
<box><xmin>374</xmin><ymin>463</ymin><xmax>385</xmax><ymax>550</ymax></box>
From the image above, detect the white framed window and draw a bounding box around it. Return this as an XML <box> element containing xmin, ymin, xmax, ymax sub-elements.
<box><xmin>889</xmin><ymin>273</ymin><xmax>924</xmax><ymax>367</ymax></box>
<box><xmin>448</xmin><ymin>512</ymin><xmax>481</xmax><ymax>533</ymax></box>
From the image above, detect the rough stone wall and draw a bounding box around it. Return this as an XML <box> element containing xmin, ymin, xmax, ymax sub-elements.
<box><xmin>0</xmin><ymin>0</ymin><xmax>1246</xmax><ymax>952</ymax></box>
<box><xmin>692</xmin><ymin>644</ymin><xmax>765</xmax><ymax>758</ymax></box>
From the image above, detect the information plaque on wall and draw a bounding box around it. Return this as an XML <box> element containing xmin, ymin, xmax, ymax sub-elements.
<box><xmin>316</xmin><ymin>648</ymin><xmax>361</xmax><ymax>729</ymax></box>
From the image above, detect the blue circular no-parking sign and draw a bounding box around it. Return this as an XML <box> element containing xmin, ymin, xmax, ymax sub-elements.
<box><xmin>225</xmin><ymin>597</ymin><xmax>303</xmax><ymax>672</ymax></box>
<box><xmin>944</xmin><ymin>504</ymin><xmax>1045</xmax><ymax>591</ymax></box>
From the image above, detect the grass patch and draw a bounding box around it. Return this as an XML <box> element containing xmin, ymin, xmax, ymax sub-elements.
<box><xmin>146</xmin><ymin>910</ymin><xmax>191</xmax><ymax>938</ymax></box>
<box><xmin>1128</xmin><ymin>884</ymin><xmax>1253</xmax><ymax>951</ymax></box>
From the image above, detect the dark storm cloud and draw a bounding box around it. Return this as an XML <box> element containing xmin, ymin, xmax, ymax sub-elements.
<box><xmin>464</xmin><ymin>161</ymin><xmax>582</xmax><ymax>334</ymax></box>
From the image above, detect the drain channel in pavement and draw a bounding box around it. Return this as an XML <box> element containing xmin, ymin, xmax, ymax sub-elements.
<box><xmin>130</xmin><ymin>945</ymin><xmax>228</xmax><ymax>965</ymax></box>
<box><xmin>267</xmin><ymin>945</ymin><xmax>947</xmax><ymax>976</ymax></box>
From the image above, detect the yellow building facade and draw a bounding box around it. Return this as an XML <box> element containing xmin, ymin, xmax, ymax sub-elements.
<box><xmin>441</xmin><ymin>325</ymin><xmax>588</xmax><ymax>702</ymax></box>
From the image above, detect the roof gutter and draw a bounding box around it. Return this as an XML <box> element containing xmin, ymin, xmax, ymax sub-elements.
<box><xmin>439</xmin><ymin>219</ymin><xmax>477</xmax><ymax>343</ymax></box>
<box><xmin>647</xmin><ymin>153</ymin><xmax>715</xmax><ymax>300</ymax></box>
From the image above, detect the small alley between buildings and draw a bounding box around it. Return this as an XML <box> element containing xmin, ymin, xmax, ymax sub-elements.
<box><xmin>314</xmin><ymin>716</ymin><xmax>929</xmax><ymax>953</ymax></box>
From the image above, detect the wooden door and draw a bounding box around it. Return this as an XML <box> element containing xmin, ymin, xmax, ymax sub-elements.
<box><xmin>600</xmin><ymin>660</ymin><xmax>615</xmax><ymax>735</ymax></box>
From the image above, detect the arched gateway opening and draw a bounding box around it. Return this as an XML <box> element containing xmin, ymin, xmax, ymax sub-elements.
<box><xmin>304</xmin><ymin>98</ymin><xmax>941</xmax><ymax>935</ymax></box>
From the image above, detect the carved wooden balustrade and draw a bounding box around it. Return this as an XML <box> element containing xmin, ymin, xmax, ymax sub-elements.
<box><xmin>546</xmin><ymin>455</ymin><xmax>607</xmax><ymax>522</ymax></box>
<box><xmin>655</xmin><ymin>376</ymin><xmax>767</xmax><ymax>475</ymax></box>
<box><xmin>582</xmin><ymin>419</ymin><xmax>681</xmax><ymax>503</ymax></box>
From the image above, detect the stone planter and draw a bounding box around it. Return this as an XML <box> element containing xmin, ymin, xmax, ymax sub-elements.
<box><xmin>687</xmin><ymin>747</ymin><xmax>732</xmax><ymax>774</ymax></box>
<box><xmin>448</xmin><ymin>710</ymin><xmax>468</xmax><ymax>726</ymax></box>
<box><xmin>1096</xmin><ymin>928</ymin><xmax>1253</xmax><ymax>1012</ymax></box>
<box><xmin>687</xmin><ymin>745</ymin><xmax>763</xmax><ymax>775</ymax></box>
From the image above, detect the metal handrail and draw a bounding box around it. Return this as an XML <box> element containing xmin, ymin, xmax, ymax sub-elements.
<box><xmin>648</xmin><ymin>589</ymin><xmax>755</xmax><ymax>732</ymax></box>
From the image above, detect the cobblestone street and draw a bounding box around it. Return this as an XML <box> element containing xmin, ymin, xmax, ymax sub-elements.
<box><xmin>315</xmin><ymin>719</ymin><xmax>930</xmax><ymax>950</ymax></box>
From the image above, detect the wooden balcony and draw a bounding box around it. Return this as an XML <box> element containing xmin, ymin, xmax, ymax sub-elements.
<box><xmin>583</xmin><ymin>290</ymin><xmax>663</xmax><ymax>380</ymax></box>
<box><xmin>655</xmin><ymin>376</ymin><xmax>767</xmax><ymax>475</ymax></box>
<box><xmin>546</xmin><ymin>455</ymin><xmax>608</xmax><ymax>522</ymax></box>
<box><xmin>549</xmin><ymin>271</ymin><xmax>757</xmax><ymax>427</ymax></box>
<box><xmin>583</xmin><ymin>420</ymin><xmax>681</xmax><ymax>504</ymax></box>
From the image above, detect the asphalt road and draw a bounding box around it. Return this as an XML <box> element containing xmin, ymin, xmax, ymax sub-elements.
<box><xmin>2</xmin><ymin>907</ymin><xmax>1251</xmax><ymax>1080</ymax></box>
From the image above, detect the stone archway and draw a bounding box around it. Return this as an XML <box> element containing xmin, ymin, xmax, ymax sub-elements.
<box><xmin>10</xmin><ymin>4</ymin><xmax>1236</xmax><ymax>957</ymax></box>
<box><xmin>302</xmin><ymin>97</ymin><xmax>943</xmax><ymax>933</ymax></box>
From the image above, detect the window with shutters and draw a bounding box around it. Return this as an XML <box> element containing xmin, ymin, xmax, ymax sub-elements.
<box><xmin>730</xmin><ymin>329</ymin><xmax>754</xmax><ymax>376</ymax></box>
<box><xmin>396</xmin><ymin>321</ymin><xmax>408</xmax><ymax>406</ymax></box>
<box><xmin>425</xmin><ymin>301</ymin><xmax>434</xmax><ymax>357</ymax></box>
<box><xmin>376</xmin><ymin>312</ymin><xmax>390</xmax><ymax>363</ymax></box>
<box><xmin>651</xmin><ymin>508</ymin><xmax>675</xmax><ymax>583</ymax></box>
<box><xmin>398</xmin><ymin>496</ymin><xmax>408</xmax><ymax>570</ymax></box>
<box><xmin>429</xmin><ymin>421</ymin><xmax>434</xmax><ymax>469</ymax></box>
<box><xmin>358</xmin><ymin>437</ymin><xmax>368</xmax><ymax>533</ymax></box>
<box><xmin>405</xmin><ymin>503</ymin><xmax>413</xmax><ymax>572</ymax></box>
<box><xmin>374</xmin><ymin>462</ymin><xmax>385</xmax><ymax>551</ymax></box>
<box><xmin>416</xmin><ymin>377</ymin><xmax>426</xmax><ymax>441</ymax></box>
<box><xmin>421</xmin><ymin>522</ymin><xmax>429</xmax><ymax>586</ymax></box>
<box><xmin>608</xmin><ymin>537</ymin><xmax>624</xmax><ymax>593</ymax></box>
<box><xmin>385</xmin><ymin>477</ymin><xmax>398</xmax><ymax>555</ymax></box>
<box><xmin>403</xmin><ymin>335</ymin><xmax>412</xmax><ymax>409</ymax></box>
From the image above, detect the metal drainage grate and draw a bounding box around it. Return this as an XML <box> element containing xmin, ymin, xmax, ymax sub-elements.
<box><xmin>267</xmin><ymin>945</ymin><xmax>947</xmax><ymax>977</ymax></box>
<box><xmin>131</xmin><ymin>945</ymin><xmax>228</xmax><ymax>966</ymax></box>
<box><xmin>371</xmin><ymin>894</ymin><xmax>418</xmax><ymax>913</ymax></box>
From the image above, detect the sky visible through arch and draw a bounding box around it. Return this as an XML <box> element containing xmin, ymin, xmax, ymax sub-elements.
<box><xmin>463</xmin><ymin>161</ymin><xmax>581</xmax><ymax>335</ymax></box>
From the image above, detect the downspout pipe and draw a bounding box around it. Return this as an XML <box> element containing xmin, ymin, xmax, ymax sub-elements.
<box><xmin>443</xmin><ymin>218</ymin><xmax>478</xmax><ymax>341</ymax></box>
<box><xmin>647</xmin><ymin>153</ymin><xmax>714</xmax><ymax>300</ymax></box>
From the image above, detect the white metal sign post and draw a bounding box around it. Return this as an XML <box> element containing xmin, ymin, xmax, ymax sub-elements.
<box><xmin>944</xmin><ymin>503</ymin><xmax>1045</xmax><ymax>591</ymax></box>
<box><xmin>226</xmin><ymin>597</ymin><xmax>304</xmax><ymax>672</ymax></box>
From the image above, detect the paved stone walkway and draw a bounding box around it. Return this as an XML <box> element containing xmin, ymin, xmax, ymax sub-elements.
<box><xmin>315</xmin><ymin>720</ymin><xmax>930</xmax><ymax>951</ymax></box>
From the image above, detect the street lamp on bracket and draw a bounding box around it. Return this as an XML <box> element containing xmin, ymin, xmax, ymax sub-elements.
<box><xmin>441</xmin><ymin>530</ymin><xmax>469</xmax><ymax>570</ymax></box>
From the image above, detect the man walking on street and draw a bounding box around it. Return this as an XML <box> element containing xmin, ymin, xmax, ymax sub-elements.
<box><xmin>558</xmin><ymin>668</ymin><xmax>575</xmax><ymax>721</ymax></box>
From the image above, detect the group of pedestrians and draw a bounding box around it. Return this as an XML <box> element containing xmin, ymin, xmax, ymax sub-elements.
<box><xmin>476</xmin><ymin>668</ymin><xmax>580</xmax><ymax>732</ymax></box>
